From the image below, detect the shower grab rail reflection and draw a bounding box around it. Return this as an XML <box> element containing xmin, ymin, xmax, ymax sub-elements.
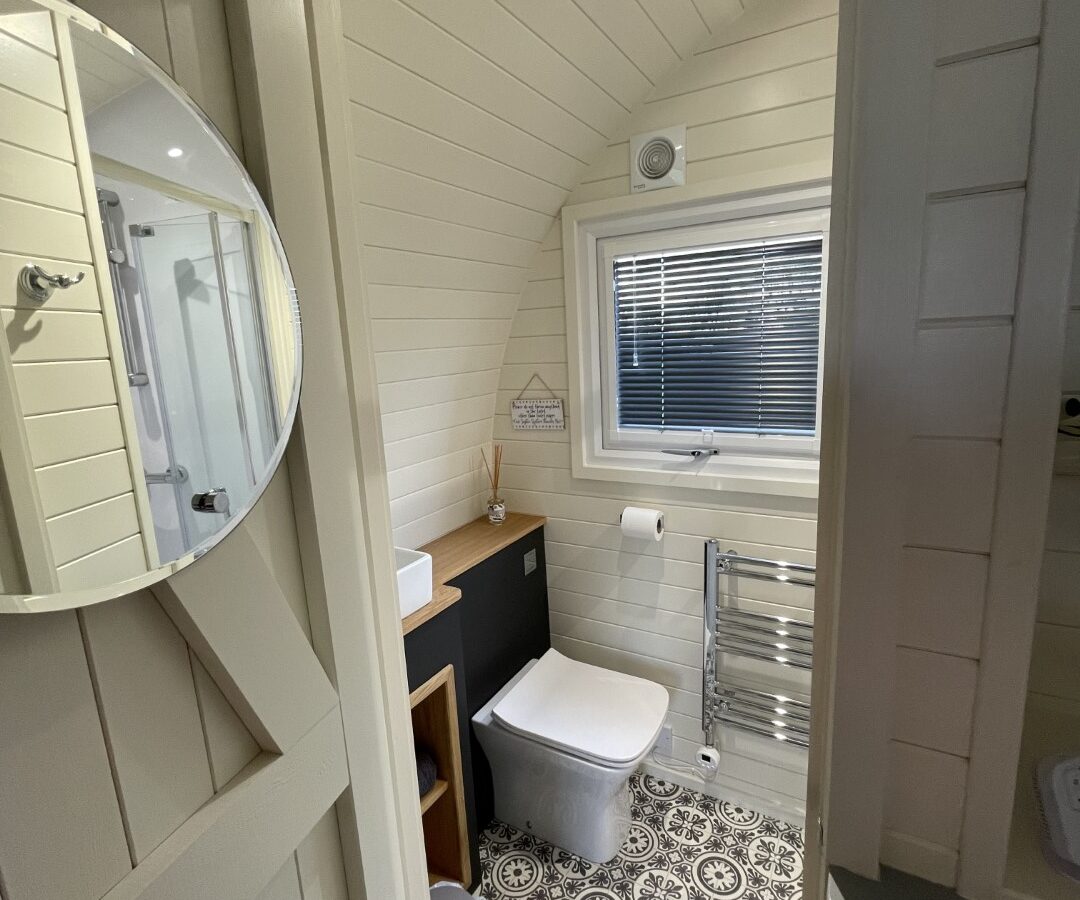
<box><xmin>703</xmin><ymin>540</ymin><xmax>815</xmax><ymax>748</ymax></box>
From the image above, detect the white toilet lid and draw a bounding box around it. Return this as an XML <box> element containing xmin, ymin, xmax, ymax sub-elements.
<box><xmin>492</xmin><ymin>649</ymin><xmax>669</xmax><ymax>766</ymax></box>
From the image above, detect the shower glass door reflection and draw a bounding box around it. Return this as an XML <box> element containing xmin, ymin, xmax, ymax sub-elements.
<box><xmin>131</xmin><ymin>209</ymin><xmax>277</xmax><ymax>560</ymax></box>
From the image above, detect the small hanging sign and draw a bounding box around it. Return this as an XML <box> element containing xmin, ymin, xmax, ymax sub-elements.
<box><xmin>511</xmin><ymin>397</ymin><xmax>565</xmax><ymax>430</ymax></box>
<box><xmin>511</xmin><ymin>373</ymin><xmax>566</xmax><ymax>430</ymax></box>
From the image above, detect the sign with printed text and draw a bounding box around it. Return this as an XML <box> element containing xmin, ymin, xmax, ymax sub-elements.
<box><xmin>510</xmin><ymin>398</ymin><xmax>565</xmax><ymax>430</ymax></box>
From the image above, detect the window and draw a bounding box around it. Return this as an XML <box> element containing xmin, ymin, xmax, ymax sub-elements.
<box><xmin>564</xmin><ymin>185</ymin><xmax>829</xmax><ymax>494</ymax></box>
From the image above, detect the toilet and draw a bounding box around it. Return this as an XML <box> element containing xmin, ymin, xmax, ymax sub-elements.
<box><xmin>472</xmin><ymin>648</ymin><xmax>669</xmax><ymax>863</ymax></box>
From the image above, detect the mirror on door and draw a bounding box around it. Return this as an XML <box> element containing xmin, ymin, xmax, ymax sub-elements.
<box><xmin>0</xmin><ymin>1</ymin><xmax>300</xmax><ymax>611</ymax></box>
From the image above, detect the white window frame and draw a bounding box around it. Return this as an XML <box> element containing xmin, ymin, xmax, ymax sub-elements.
<box><xmin>563</xmin><ymin>177</ymin><xmax>831</xmax><ymax>497</ymax></box>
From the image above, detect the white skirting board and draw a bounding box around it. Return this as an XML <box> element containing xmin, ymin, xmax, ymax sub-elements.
<box><xmin>639</xmin><ymin>753</ymin><xmax>807</xmax><ymax>826</ymax></box>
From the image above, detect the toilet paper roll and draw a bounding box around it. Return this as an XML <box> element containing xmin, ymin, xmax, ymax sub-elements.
<box><xmin>620</xmin><ymin>506</ymin><xmax>664</xmax><ymax>541</ymax></box>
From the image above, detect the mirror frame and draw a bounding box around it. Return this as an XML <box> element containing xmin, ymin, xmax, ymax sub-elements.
<box><xmin>0</xmin><ymin>0</ymin><xmax>302</xmax><ymax>613</ymax></box>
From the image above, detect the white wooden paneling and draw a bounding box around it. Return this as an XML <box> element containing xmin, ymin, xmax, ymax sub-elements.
<box><xmin>100</xmin><ymin>709</ymin><xmax>347</xmax><ymax>900</ymax></box>
<box><xmin>1037</xmin><ymin>550</ymin><xmax>1080</xmax><ymax>629</ymax></box>
<box><xmin>0</xmin><ymin>196</ymin><xmax>91</xmax><ymax>261</ymax></box>
<box><xmin>1</xmin><ymin>308</ymin><xmax>108</xmax><ymax>362</ymax></box>
<box><xmin>651</xmin><ymin>15</ymin><xmax>838</xmax><ymax>101</ymax></box>
<box><xmin>696</xmin><ymin>0</ymin><xmax>838</xmax><ymax>53</ymax></box>
<box><xmin>349</xmin><ymin>106</ymin><xmax>566</xmax><ymax>213</ymax></box>
<box><xmin>1029</xmin><ymin>622</ymin><xmax>1080</xmax><ymax>704</ymax></box>
<box><xmin>343</xmin><ymin>48</ymin><xmax>577</xmax><ymax>190</ymax></box>
<box><xmin>46</xmin><ymin>491</ymin><xmax>139</xmax><ymax>565</ymax></box>
<box><xmin>905</xmin><ymin>439</ymin><xmax>999</xmax><ymax>552</ymax></box>
<box><xmin>80</xmin><ymin>592</ymin><xmax>214</xmax><ymax>863</ymax></box>
<box><xmin>934</xmin><ymin>0</ymin><xmax>1041</xmax><ymax>61</ymax></box>
<box><xmin>0</xmin><ymin>611</ymin><xmax>131</xmax><ymax>900</ymax></box>
<box><xmin>367</xmin><ymin>284</ymin><xmax>517</xmax><ymax>321</ymax></box>
<box><xmin>897</xmin><ymin>547</ymin><xmax>987</xmax><ymax>658</ymax></box>
<box><xmin>0</xmin><ymin>28</ymin><xmax>64</xmax><ymax>106</ymax></box>
<box><xmin>25</xmin><ymin>403</ymin><xmax>124</xmax><ymax>467</ymax></box>
<box><xmin>398</xmin><ymin>0</ymin><xmax>625</xmax><ymax>129</ymax></box>
<box><xmin>927</xmin><ymin>47</ymin><xmax>1037</xmax><ymax>194</ymax></box>
<box><xmin>240</xmin><ymin>465</ymin><xmax>312</xmax><ymax>640</ymax></box>
<box><xmin>919</xmin><ymin>190</ymin><xmax>1025</xmax><ymax>320</ymax></box>
<box><xmin>381</xmin><ymin>370</ymin><xmax>500</xmax><ymax>415</ymax></box>
<box><xmin>0</xmin><ymin>141</ymin><xmax>80</xmax><ymax>212</ymax></box>
<box><xmin>257</xmin><ymin>857</ymin><xmax>303</xmax><ymax>900</ymax></box>
<box><xmin>153</xmin><ymin>527</ymin><xmax>339</xmax><ymax>754</ymax></box>
<box><xmin>622</xmin><ymin>56</ymin><xmax>837</xmax><ymax>140</ymax></box>
<box><xmin>912</xmin><ymin>325</ymin><xmax>1011</xmax><ymax>439</ymax></box>
<box><xmin>575</xmin><ymin>0</ymin><xmax>679</xmax><ymax>83</ymax></box>
<box><xmin>56</xmin><ymin>532</ymin><xmax>145</xmax><ymax>590</ymax></box>
<box><xmin>892</xmin><ymin>647</ymin><xmax>977</xmax><ymax>757</ymax></box>
<box><xmin>296</xmin><ymin>810</ymin><xmax>350</xmax><ymax>900</ymax></box>
<box><xmin>359</xmin><ymin>205</ymin><xmax>537</xmax><ymax>268</ymax></box>
<box><xmin>353</xmin><ymin>159</ymin><xmax>549</xmax><ymax>242</ymax></box>
<box><xmin>13</xmin><ymin>358</ymin><xmax>116</xmax><ymax>414</ymax></box>
<box><xmin>0</xmin><ymin>84</ymin><xmax>71</xmax><ymax>159</ymax></box>
<box><xmin>345</xmin><ymin>0</ymin><xmax>604</xmax><ymax>160</ymax></box>
<box><xmin>34</xmin><ymin>449</ymin><xmax>132</xmax><ymax>519</ymax></box>
<box><xmin>497</xmin><ymin>0</ymin><xmax>651</xmax><ymax>108</ymax></box>
<box><xmin>190</xmin><ymin>654</ymin><xmax>261</xmax><ymax>792</ymax></box>
<box><xmin>0</xmin><ymin>9</ymin><xmax>56</xmax><ymax>54</ymax></box>
<box><xmin>1044</xmin><ymin>475</ymin><xmax>1080</xmax><ymax>552</ymax></box>
<box><xmin>885</xmin><ymin>740</ymin><xmax>968</xmax><ymax>850</ymax></box>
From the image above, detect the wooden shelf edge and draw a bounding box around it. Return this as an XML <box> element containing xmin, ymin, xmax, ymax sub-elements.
<box><xmin>420</xmin><ymin>512</ymin><xmax>546</xmax><ymax>586</ymax></box>
<box><xmin>402</xmin><ymin>583</ymin><xmax>462</xmax><ymax>636</ymax></box>
<box><xmin>419</xmin><ymin>778</ymin><xmax>449</xmax><ymax>815</ymax></box>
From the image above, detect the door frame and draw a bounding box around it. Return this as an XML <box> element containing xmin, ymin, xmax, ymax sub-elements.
<box><xmin>802</xmin><ymin>0</ymin><xmax>860</xmax><ymax>895</ymax></box>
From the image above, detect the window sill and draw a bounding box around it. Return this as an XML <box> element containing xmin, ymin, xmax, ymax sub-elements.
<box><xmin>571</xmin><ymin>447</ymin><xmax>819</xmax><ymax>500</ymax></box>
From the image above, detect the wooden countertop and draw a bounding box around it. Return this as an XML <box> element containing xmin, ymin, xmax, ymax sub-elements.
<box><xmin>401</xmin><ymin>513</ymin><xmax>546</xmax><ymax>636</ymax></box>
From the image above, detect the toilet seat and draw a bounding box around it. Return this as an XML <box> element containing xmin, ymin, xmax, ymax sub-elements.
<box><xmin>492</xmin><ymin>649</ymin><xmax>668</xmax><ymax>767</ymax></box>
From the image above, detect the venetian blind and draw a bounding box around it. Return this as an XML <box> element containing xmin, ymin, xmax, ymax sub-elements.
<box><xmin>612</xmin><ymin>234</ymin><xmax>823</xmax><ymax>436</ymax></box>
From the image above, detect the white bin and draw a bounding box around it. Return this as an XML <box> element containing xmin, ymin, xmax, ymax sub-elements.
<box><xmin>430</xmin><ymin>882</ymin><xmax>470</xmax><ymax>899</ymax></box>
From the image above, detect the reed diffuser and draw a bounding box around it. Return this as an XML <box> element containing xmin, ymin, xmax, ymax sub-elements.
<box><xmin>481</xmin><ymin>443</ymin><xmax>506</xmax><ymax>525</ymax></box>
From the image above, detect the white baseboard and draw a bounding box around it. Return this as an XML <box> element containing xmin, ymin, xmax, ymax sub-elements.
<box><xmin>640</xmin><ymin>754</ymin><xmax>807</xmax><ymax>826</ymax></box>
<box><xmin>879</xmin><ymin>829</ymin><xmax>958</xmax><ymax>888</ymax></box>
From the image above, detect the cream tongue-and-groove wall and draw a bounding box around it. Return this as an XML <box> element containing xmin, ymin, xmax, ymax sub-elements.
<box><xmin>344</xmin><ymin>0</ymin><xmax>838</xmax><ymax>809</ymax></box>
<box><xmin>495</xmin><ymin>0</ymin><xmax>837</xmax><ymax>817</ymax></box>
<box><xmin>342</xmin><ymin>0</ymin><xmax>755</xmax><ymax>548</ymax></box>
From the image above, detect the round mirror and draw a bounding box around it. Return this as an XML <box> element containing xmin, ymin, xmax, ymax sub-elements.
<box><xmin>0</xmin><ymin>1</ymin><xmax>301</xmax><ymax>611</ymax></box>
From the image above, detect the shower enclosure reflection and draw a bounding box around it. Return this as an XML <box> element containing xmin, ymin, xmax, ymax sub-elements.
<box><xmin>96</xmin><ymin>172</ymin><xmax>284</xmax><ymax>560</ymax></box>
<box><xmin>0</xmin><ymin>3</ymin><xmax>300</xmax><ymax>608</ymax></box>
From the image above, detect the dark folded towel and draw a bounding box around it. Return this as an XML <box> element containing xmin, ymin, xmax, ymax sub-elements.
<box><xmin>416</xmin><ymin>744</ymin><xmax>438</xmax><ymax>796</ymax></box>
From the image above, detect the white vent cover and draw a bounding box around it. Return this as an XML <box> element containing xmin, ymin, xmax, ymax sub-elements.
<box><xmin>630</xmin><ymin>125</ymin><xmax>686</xmax><ymax>193</ymax></box>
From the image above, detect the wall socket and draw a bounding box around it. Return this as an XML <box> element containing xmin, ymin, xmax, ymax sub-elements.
<box><xmin>654</xmin><ymin>723</ymin><xmax>673</xmax><ymax>756</ymax></box>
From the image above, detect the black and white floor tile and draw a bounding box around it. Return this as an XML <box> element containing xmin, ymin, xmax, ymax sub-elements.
<box><xmin>478</xmin><ymin>774</ymin><xmax>804</xmax><ymax>900</ymax></box>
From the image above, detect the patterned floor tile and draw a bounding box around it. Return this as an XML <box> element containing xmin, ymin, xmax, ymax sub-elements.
<box><xmin>478</xmin><ymin>774</ymin><xmax>804</xmax><ymax>900</ymax></box>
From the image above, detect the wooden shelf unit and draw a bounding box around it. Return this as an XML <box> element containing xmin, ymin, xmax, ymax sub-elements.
<box><xmin>419</xmin><ymin>779</ymin><xmax>449</xmax><ymax>815</ymax></box>
<box><xmin>410</xmin><ymin>664</ymin><xmax>471</xmax><ymax>888</ymax></box>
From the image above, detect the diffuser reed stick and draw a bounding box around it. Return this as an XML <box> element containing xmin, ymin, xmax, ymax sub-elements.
<box><xmin>482</xmin><ymin>443</ymin><xmax>507</xmax><ymax>524</ymax></box>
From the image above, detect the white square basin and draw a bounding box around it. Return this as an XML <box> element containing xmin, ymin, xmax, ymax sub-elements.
<box><xmin>395</xmin><ymin>547</ymin><xmax>433</xmax><ymax>620</ymax></box>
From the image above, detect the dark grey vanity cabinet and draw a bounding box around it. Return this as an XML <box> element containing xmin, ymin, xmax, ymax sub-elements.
<box><xmin>403</xmin><ymin>523</ymin><xmax>550</xmax><ymax>889</ymax></box>
<box><xmin>449</xmin><ymin>525</ymin><xmax>550</xmax><ymax>832</ymax></box>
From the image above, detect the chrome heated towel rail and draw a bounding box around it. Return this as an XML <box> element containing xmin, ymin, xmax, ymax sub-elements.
<box><xmin>703</xmin><ymin>540</ymin><xmax>815</xmax><ymax>748</ymax></box>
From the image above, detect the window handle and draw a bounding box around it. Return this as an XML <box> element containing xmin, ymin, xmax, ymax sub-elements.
<box><xmin>662</xmin><ymin>448</ymin><xmax>719</xmax><ymax>458</ymax></box>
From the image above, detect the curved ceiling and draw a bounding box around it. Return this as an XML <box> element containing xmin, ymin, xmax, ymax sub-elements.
<box><xmin>341</xmin><ymin>0</ymin><xmax>751</xmax><ymax>545</ymax></box>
